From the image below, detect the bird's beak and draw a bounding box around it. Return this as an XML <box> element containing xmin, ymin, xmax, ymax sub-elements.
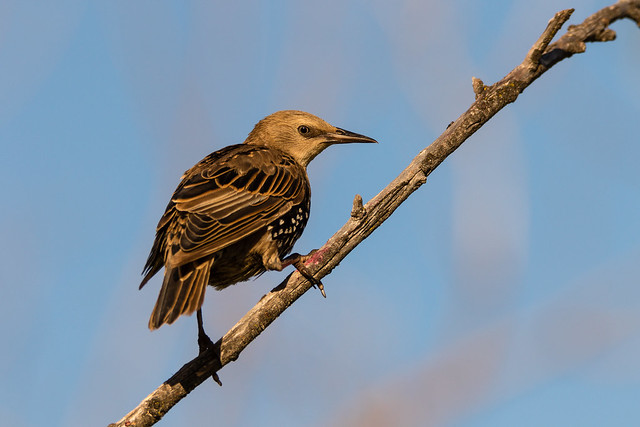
<box><xmin>326</xmin><ymin>127</ymin><xmax>378</xmax><ymax>144</ymax></box>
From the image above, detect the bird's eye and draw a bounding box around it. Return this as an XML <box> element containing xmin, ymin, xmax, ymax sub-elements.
<box><xmin>298</xmin><ymin>125</ymin><xmax>310</xmax><ymax>135</ymax></box>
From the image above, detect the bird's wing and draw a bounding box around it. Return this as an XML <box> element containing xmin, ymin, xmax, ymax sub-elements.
<box><xmin>162</xmin><ymin>145</ymin><xmax>309</xmax><ymax>268</ymax></box>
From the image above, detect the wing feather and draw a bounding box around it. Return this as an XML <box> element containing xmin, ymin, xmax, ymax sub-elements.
<box><xmin>160</xmin><ymin>144</ymin><xmax>309</xmax><ymax>268</ymax></box>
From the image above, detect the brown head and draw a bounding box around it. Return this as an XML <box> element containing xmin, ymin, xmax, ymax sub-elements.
<box><xmin>245</xmin><ymin>110</ymin><xmax>377</xmax><ymax>167</ymax></box>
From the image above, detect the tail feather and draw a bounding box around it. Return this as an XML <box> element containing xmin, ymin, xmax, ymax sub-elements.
<box><xmin>174</xmin><ymin>262</ymin><xmax>209</xmax><ymax>318</ymax></box>
<box><xmin>148</xmin><ymin>257</ymin><xmax>214</xmax><ymax>330</ymax></box>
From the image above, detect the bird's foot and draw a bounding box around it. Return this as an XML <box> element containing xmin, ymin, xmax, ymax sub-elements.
<box><xmin>197</xmin><ymin>328</ymin><xmax>215</xmax><ymax>355</ymax></box>
<box><xmin>282</xmin><ymin>251</ymin><xmax>326</xmax><ymax>298</ymax></box>
<box><xmin>197</xmin><ymin>309</ymin><xmax>223</xmax><ymax>386</ymax></box>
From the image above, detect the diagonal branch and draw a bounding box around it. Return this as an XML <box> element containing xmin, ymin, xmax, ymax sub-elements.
<box><xmin>109</xmin><ymin>1</ymin><xmax>640</xmax><ymax>425</ymax></box>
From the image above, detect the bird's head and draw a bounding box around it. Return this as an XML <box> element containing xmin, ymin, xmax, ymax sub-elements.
<box><xmin>245</xmin><ymin>110</ymin><xmax>377</xmax><ymax>167</ymax></box>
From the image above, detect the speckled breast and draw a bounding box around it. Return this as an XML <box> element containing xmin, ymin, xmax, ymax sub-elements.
<box><xmin>267</xmin><ymin>197</ymin><xmax>311</xmax><ymax>258</ymax></box>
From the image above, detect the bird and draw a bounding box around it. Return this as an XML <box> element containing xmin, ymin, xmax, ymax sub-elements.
<box><xmin>140</xmin><ymin>110</ymin><xmax>377</xmax><ymax>352</ymax></box>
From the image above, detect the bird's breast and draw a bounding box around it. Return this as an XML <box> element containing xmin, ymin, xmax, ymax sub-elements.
<box><xmin>267</xmin><ymin>199</ymin><xmax>311</xmax><ymax>257</ymax></box>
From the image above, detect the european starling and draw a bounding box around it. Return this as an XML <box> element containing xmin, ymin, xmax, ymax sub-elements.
<box><xmin>140</xmin><ymin>110</ymin><xmax>377</xmax><ymax>338</ymax></box>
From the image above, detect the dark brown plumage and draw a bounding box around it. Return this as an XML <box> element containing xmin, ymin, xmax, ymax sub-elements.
<box><xmin>140</xmin><ymin>110</ymin><xmax>376</xmax><ymax>331</ymax></box>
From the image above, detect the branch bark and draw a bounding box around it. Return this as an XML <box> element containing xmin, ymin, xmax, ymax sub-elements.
<box><xmin>110</xmin><ymin>1</ymin><xmax>640</xmax><ymax>425</ymax></box>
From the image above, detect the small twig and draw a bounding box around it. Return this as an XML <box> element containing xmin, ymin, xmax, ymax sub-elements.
<box><xmin>525</xmin><ymin>9</ymin><xmax>574</xmax><ymax>71</ymax></box>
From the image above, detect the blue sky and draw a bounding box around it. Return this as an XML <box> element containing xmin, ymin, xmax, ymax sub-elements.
<box><xmin>1</xmin><ymin>1</ymin><xmax>639</xmax><ymax>426</ymax></box>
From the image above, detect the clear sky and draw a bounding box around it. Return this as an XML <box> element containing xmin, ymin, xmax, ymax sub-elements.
<box><xmin>1</xmin><ymin>1</ymin><xmax>639</xmax><ymax>426</ymax></box>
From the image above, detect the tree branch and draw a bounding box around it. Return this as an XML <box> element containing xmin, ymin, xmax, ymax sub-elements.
<box><xmin>109</xmin><ymin>1</ymin><xmax>640</xmax><ymax>425</ymax></box>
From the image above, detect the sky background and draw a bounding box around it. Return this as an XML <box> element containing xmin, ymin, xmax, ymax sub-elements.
<box><xmin>1</xmin><ymin>1</ymin><xmax>639</xmax><ymax>426</ymax></box>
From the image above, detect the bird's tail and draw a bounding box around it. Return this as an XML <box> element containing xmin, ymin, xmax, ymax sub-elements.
<box><xmin>148</xmin><ymin>257</ymin><xmax>214</xmax><ymax>330</ymax></box>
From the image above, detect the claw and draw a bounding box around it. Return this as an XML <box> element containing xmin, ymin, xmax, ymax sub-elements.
<box><xmin>316</xmin><ymin>282</ymin><xmax>327</xmax><ymax>298</ymax></box>
<box><xmin>282</xmin><ymin>251</ymin><xmax>326</xmax><ymax>298</ymax></box>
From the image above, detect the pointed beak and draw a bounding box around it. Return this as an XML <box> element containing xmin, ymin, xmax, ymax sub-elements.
<box><xmin>325</xmin><ymin>127</ymin><xmax>378</xmax><ymax>144</ymax></box>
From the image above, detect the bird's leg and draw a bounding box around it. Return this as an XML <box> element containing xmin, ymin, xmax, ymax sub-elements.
<box><xmin>196</xmin><ymin>309</ymin><xmax>223</xmax><ymax>386</ymax></box>
<box><xmin>196</xmin><ymin>309</ymin><xmax>214</xmax><ymax>353</ymax></box>
<box><xmin>281</xmin><ymin>251</ymin><xmax>326</xmax><ymax>298</ymax></box>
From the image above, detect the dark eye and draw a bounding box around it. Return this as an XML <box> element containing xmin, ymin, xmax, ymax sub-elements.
<box><xmin>298</xmin><ymin>125</ymin><xmax>310</xmax><ymax>135</ymax></box>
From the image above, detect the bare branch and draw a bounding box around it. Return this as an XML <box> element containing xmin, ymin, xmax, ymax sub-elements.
<box><xmin>109</xmin><ymin>1</ymin><xmax>640</xmax><ymax>426</ymax></box>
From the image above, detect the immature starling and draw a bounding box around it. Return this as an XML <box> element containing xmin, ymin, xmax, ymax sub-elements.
<box><xmin>140</xmin><ymin>110</ymin><xmax>376</xmax><ymax>337</ymax></box>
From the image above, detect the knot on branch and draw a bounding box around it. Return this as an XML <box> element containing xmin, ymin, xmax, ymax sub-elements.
<box><xmin>351</xmin><ymin>194</ymin><xmax>366</xmax><ymax>220</ymax></box>
<box><xmin>588</xmin><ymin>27</ymin><xmax>617</xmax><ymax>42</ymax></box>
<box><xmin>472</xmin><ymin>77</ymin><xmax>487</xmax><ymax>99</ymax></box>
